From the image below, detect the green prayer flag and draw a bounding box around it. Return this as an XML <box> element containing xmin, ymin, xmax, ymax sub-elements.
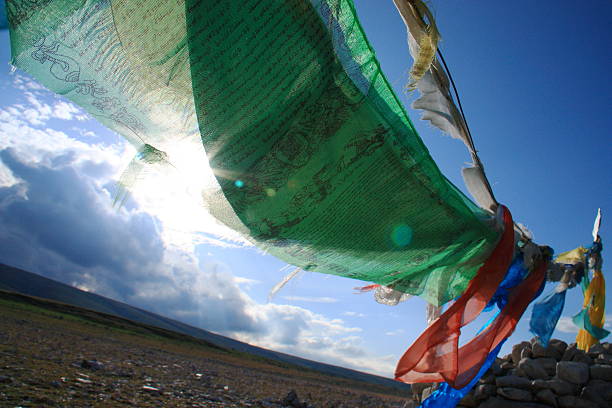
<box><xmin>6</xmin><ymin>0</ymin><xmax>500</xmax><ymax>305</ymax></box>
<box><xmin>573</xmin><ymin>307</ymin><xmax>610</xmax><ymax>341</ymax></box>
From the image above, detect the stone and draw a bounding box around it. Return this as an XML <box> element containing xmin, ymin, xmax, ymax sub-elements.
<box><xmin>532</xmin><ymin>341</ymin><xmax>548</xmax><ymax>359</ymax></box>
<box><xmin>573</xmin><ymin>352</ymin><xmax>594</xmax><ymax>365</ymax></box>
<box><xmin>588</xmin><ymin>379</ymin><xmax>612</xmax><ymax>397</ymax></box>
<box><xmin>542</xmin><ymin>378</ymin><xmax>579</xmax><ymax>396</ymax></box>
<box><xmin>594</xmin><ymin>353</ymin><xmax>612</xmax><ymax>365</ymax></box>
<box><xmin>80</xmin><ymin>359</ymin><xmax>104</xmax><ymax>371</ymax></box>
<box><xmin>558</xmin><ymin>395</ymin><xmax>598</xmax><ymax>408</ymax></box>
<box><xmin>519</xmin><ymin>358</ymin><xmax>550</xmax><ymax>379</ymax></box>
<box><xmin>531</xmin><ymin>379</ymin><xmax>549</xmax><ymax>390</ymax></box>
<box><xmin>549</xmin><ymin>339</ymin><xmax>568</xmax><ymax>359</ymax></box>
<box><xmin>513</xmin><ymin>342</ymin><xmax>532</xmax><ymax>365</ymax></box>
<box><xmin>458</xmin><ymin>393</ymin><xmax>478</xmax><ymax>407</ymax></box>
<box><xmin>0</xmin><ymin>375</ymin><xmax>13</xmax><ymax>384</ymax></box>
<box><xmin>474</xmin><ymin>384</ymin><xmax>496</xmax><ymax>401</ymax></box>
<box><xmin>587</xmin><ymin>344</ymin><xmax>605</xmax><ymax>357</ymax></box>
<box><xmin>479</xmin><ymin>372</ymin><xmax>496</xmax><ymax>384</ymax></box>
<box><xmin>501</xmin><ymin>361</ymin><xmax>515</xmax><ymax>370</ymax></box>
<box><xmin>535</xmin><ymin>389</ymin><xmax>557</xmax><ymax>407</ymax></box>
<box><xmin>496</xmin><ymin>375</ymin><xmax>532</xmax><ymax>389</ymax></box>
<box><xmin>281</xmin><ymin>390</ymin><xmax>302</xmax><ymax>408</ymax></box>
<box><xmin>34</xmin><ymin>396</ymin><xmax>56</xmax><ymax>406</ymax></box>
<box><xmin>498</xmin><ymin>387</ymin><xmax>533</xmax><ymax>401</ymax></box>
<box><xmin>480</xmin><ymin>397</ymin><xmax>549</xmax><ymax>408</ymax></box>
<box><xmin>202</xmin><ymin>396</ymin><xmax>223</xmax><ymax>402</ymax></box>
<box><xmin>142</xmin><ymin>385</ymin><xmax>161</xmax><ymax>394</ymax></box>
<box><xmin>492</xmin><ymin>360</ymin><xmax>505</xmax><ymax>376</ymax></box>
<box><xmin>537</xmin><ymin>357</ymin><xmax>558</xmax><ymax>376</ymax></box>
<box><xmin>562</xmin><ymin>344</ymin><xmax>579</xmax><ymax>362</ymax></box>
<box><xmin>261</xmin><ymin>397</ymin><xmax>284</xmax><ymax>407</ymax></box>
<box><xmin>581</xmin><ymin>381</ymin><xmax>612</xmax><ymax>408</ymax></box>
<box><xmin>557</xmin><ymin>361</ymin><xmax>590</xmax><ymax>384</ymax></box>
<box><xmin>548</xmin><ymin>339</ymin><xmax>567</xmax><ymax>355</ymax></box>
<box><xmin>589</xmin><ymin>364</ymin><xmax>612</xmax><ymax>381</ymax></box>
<box><xmin>521</xmin><ymin>348</ymin><xmax>533</xmax><ymax>360</ymax></box>
<box><xmin>512</xmin><ymin>367</ymin><xmax>528</xmax><ymax>378</ymax></box>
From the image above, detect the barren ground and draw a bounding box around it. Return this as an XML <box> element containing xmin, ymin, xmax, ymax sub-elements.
<box><xmin>0</xmin><ymin>292</ymin><xmax>411</xmax><ymax>407</ymax></box>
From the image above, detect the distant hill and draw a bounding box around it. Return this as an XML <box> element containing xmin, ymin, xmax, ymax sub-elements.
<box><xmin>0</xmin><ymin>263</ymin><xmax>410</xmax><ymax>391</ymax></box>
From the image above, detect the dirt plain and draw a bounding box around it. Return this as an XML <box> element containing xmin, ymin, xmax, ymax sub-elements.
<box><xmin>0</xmin><ymin>291</ymin><xmax>412</xmax><ymax>407</ymax></box>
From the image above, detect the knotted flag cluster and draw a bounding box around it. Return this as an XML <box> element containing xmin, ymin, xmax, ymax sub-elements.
<box><xmin>3</xmin><ymin>1</ymin><xmax>606</xmax><ymax>407</ymax></box>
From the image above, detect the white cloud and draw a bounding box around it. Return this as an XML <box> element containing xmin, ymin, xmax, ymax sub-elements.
<box><xmin>0</xmin><ymin>159</ymin><xmax>18</xmax><ymax>188</ymax></box>
<box><xmin>20</xmin><ymin>93</ymin><xmax>88</xmax><ymax>124</ymax></box>
<box><xmin>72</xmin><ymin>282</ymin><xmax>92</xmax><ymax>292</ymax></box>
<box><xmin>0</xmin><ymin>108</ymin><xmax>123</xmax><ymax>172</ymax></box>
<box><xmin>72</xmin><ymin>127</ymin><xmax>96</xmax><ymax>138</ymax></box>
<box><xmin>342</xmin><ymin>311</ymin><xmax>366</xmax><ymax>318</ymax></box>
<box><xmin>9</xmin><ymin>74</ymin><xmax>88</xmax><ymax>124</ymax></box>
<box><xmin>11</xmin><ymin>73</ymin><xmax>46</xmax><ymax>92</ymax></box>
<box><xmin>2</xmin><ymin>73</ymin><xmax>248</xmax><ymax>250</ymax></box>
<box><xmin>23</xmin><ymin>91</ymin><xmax>53</xmax><ymax>125</ymax></box>
<box><xmin>0</xmin><ymin>81</ymin><xmax>398</xmax><ymax>377</ymax></box>
<box><xmin>556</xmin><ymin>316</ymin><xmax>577</xmax><ymax>333</ymax></box>
<box><xmin>557</xmin><ymin>314</ymin><xmax>612</xmax><ymax>333</ymax></box>
<box><xmin>53</xmin><ymin>101</ymin><xmax>86</xmax><ymax>121</ymax></box>
<box><xmin>385</xmin><ymin>329</ymin><xmax>405</xmax><ymax>336</ymax></box>
<box><xmin>282</xmin><ymin>295</ymin><xmax>339</xmax><ymax>303</ymax></box>
<box><xmin>234</xmin><ymin>276</ymin><xmax>261</xmax><ymax>285</ymax></box>
<box><xmin>233</xmin><ymin>276</ymin><xmax>261</xmax><ymax>291</ymax></box>
<box><xmin>235</xmin><ymin>302</ymin><xmax>397</xmax><ymax>375</ymax></box>
<box><xmin>0</xmin><ymin>151</ymin><xmax>389</xmax><ymax>371</ymax></box>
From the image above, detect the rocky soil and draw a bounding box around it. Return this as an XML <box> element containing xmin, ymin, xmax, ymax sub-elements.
<box><xmin>0</xmin><ymin>293</ymin><xmax>411</xmax><ymax>408</ymax></box>
<box><xmin>5</xmin><ymin>290</ymin><xmax>610</xmax><ymax>408</ymax></box>
<box><xmin>409</xmin><ymin>338</ymin><xmax>612</xmax><ymax>408</ymax></box>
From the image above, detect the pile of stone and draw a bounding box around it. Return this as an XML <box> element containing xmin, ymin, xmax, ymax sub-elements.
<box><xmin>408</xmin><ymin>339</ymin><xmax>612</xmax><ymax>408</ymax></box>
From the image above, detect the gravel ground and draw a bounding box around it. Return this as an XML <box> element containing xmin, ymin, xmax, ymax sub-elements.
<box><xmin>0</xmin><ymin>293</ymin><xmax>411</xmax><ymax>407</ymax></box>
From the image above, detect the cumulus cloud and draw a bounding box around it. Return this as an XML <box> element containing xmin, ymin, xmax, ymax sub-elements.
<box><xmin>72</xmin><ymin>127</ymin><xmax>97</xmax><ymax>138</ymax></box>
<box><xmin>233</xmin><ymin>276</ymin><xmax>261</xmax><ymax>292</ymax></box>
<box><xmin>233</xmin><ymin>303</ymin><xmax>398</xmax><ymax>375</ymax></box>
<box><xmin>0</xmin><ymin>77</ymin><xmax>397</xmax><ymax>376</ymax></box>
<box><xmin>234</xmin><ymin>276</ymin><xmax>260</xmax><ymax>285</ymax></box>
<box><xmin>11</xmin><ymin>74</ymin><xmax>46</xmax><ymax>92</ymax></box>
<box><xmin>7</xmin><ymin>76</ymin><xmax>89</xmax><ymax>126</ymax></box>
<box><xmin>0</xmin><ymin>146</ymin><xmax>391</xmax><ymax>372</ymax></box>
<box><xmin>0</xmin><ymin>142</ymin><xmax>256</xmax><ymax>336</ymax></box>
<box><xmin>282</xmin><ymin>296</ymin><xmax>339</xmax><ymax>303</ymax></box>
<box><xmin>0</xmin><ymin>149</ymin><xmax>162</xmax><ymax>297</ymax></box>
<box><xmin>0</xmin><ymin>102</ymin><xmax>125</xmax><ymax>170</ymax></box>
<box><xmin>556</xmin><ymin>316</ymin><xmax>577</xmax><ymax>333</ymax></box>
<box><xmin>19</xmin><ymin>91</ymin><xmax>87</xmax><ymax>125</ymax></box>
<box><xmin>557</xmin><ymin>314</ymin><xmax>612</xmax><ymax>333</ymax></box>
<box><xmin>342</xmin><ymin>311</ymin><xmax>366</xmax><ymax>318</ymax></box>
<box><xmin>53</xmin><ymin>101</ymin><xmax>88</xmax><ymax>121</ymax></box>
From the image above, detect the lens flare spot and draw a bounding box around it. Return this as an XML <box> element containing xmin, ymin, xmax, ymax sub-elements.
<box><xmin>391</xmin><ymin>224</ymin><xmax>413</xmax><ymax>247</ymax></box>
<box><xmin>234</xmin><ymin>180</ymin><xmax>244</xmax><ymax>188</ymax></box>
<box><xmin>266</xmin><ymin>188</ymin><xmax>276</xmax><ymax>197</ymax></box>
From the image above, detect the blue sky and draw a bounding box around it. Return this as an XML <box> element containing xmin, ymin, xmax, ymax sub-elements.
<box><xmin>0</xmin><ymin>1</ymin><xmax>610</xmax><ymax>377</ymax></box>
